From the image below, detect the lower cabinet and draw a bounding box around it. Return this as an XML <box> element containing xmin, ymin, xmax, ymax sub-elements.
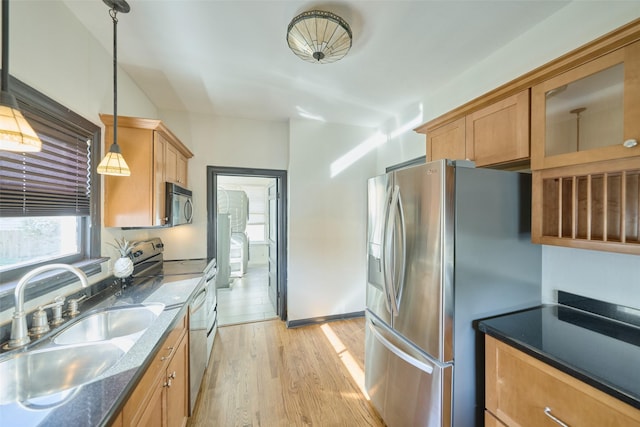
<box><xmin>118</xmin><ymin>313</ymin><xmax>189</xmax><ymax>427</ymax></box>
<box><xmin>485</xmin><ymin>335</ymin><xmax>640</xmax><ymax>427</ymax></box>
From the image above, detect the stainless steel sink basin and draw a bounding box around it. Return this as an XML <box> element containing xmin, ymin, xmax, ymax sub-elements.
<box><xmin>54</xmin><ymin>303</ymin><xmax>165</xmax><ymax>345</ymax></box>
<box><xmin>0</xmin><ymin>342</ymin><xmax>124</xmax><ymax>405</ymax></box>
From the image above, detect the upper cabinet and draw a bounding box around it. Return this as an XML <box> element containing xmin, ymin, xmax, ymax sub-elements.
<box><xmin>419</xmin><ymin>89</ymin><xmax>530</xmax><ymax>168</ymax></box>
<box><xmin>531</xmin><ymin>40</ymin><xmax>640</xmax><ymax>170</ymax></box>
<box><xmin>101</xmin><ymin>115</ymin><xmax>194</xmax><ymax>228</ymax></box>
<box><xmin>415</xmin><ymin>18</ymin><xmax>640</xmax><ymax>255</ymax></box>
<box><xmin>426</xmin><ymin>117</ymin><xmax>466</xmax><ymax>162</ymax></box>
<box><xmin>466</xmin><ymin>90</ymin><xmax>530</xmax><ymax>167</ymax></box>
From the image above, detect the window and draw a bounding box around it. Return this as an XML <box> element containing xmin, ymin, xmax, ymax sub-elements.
<box><xmin>244</xmin><ymin>185</ymin><xmax>269</xmax><ymax>243</ymax></box>
<box><xmin>0</xmin><ymin>76</ymin><xmax>101</xmax><ymax>282</ymax></box>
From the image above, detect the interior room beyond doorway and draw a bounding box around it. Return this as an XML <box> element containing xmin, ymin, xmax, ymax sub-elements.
<box><xmin>216</xmin><ymin>175</ymin><xmax>278</xmax><ymax>325</ymax></box>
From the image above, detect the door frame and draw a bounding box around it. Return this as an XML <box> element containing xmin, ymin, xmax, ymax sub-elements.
<box><xmin>206</xmin><ymin>166</ymin><xmax>288</xmax><ymax>321</ymax></box>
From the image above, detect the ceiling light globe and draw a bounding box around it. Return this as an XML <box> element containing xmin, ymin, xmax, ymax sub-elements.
<box><xmin>287</xmin><ymin>10</ymin><xmax>352</xmax><ymax>64</ymax></box>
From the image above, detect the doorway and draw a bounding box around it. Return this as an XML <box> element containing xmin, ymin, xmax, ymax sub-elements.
<box><xmin>207</xmin><ymin>166</ymin><xmax>287</xmax><ymax>324</ymax></box>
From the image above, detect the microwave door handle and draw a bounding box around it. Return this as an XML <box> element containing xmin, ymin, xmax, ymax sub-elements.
<box><xmin>381</xmin><ymin>185</ymin><xmax>393</xmax><ymax>315</ymax></box>
<box><xmin>185</xmin><ymin>198</ymin><xmax>194</xmax><ymax>222</ymax></box>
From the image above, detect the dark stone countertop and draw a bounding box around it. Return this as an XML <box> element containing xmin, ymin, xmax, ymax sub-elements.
<box><xmin>0</xmin><ymin>274</ymin><xmax>203</xmax><ymax>426</ymax></box>
<box><xmin>477</xmin><ymin>303</ymin><xmax>640</xmax><ymax>410</ymax></box>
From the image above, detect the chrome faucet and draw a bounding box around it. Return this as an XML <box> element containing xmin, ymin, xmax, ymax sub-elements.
<box><xmin>7</xmin><ymin>264</ymin><xmax>89</xmax><ymax>349</ymax></box>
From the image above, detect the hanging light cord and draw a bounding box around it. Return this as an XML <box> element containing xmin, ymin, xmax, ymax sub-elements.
<box><xmin>110</xmin><ymin>7</ymin><xmax>119</xmax><ymax>149</ymax></box>
<box><xmin>2</xmin><ymin>0</ymin><xmax>10</xmax><ymax>93</ymax></box>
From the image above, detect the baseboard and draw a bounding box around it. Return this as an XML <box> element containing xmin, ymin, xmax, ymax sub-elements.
<box><xmin>286</xmin><ymin>310</ymin><xmax>365</xmax><ymax>328</ymax></box>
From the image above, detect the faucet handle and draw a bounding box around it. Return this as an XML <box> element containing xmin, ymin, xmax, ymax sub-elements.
<box><xmin>30</xmin><ymin>307</ymin><xmax>50</xmax><ymax>336</ymax></box>
<box><xmin>48</xmin><ymin>296</ymin><xmax>66</xmax><ymax>326</ymax></box>
<box><xmin>67</xmin><ymin>294</ymin><xmax>88</xmax><ymax>317</ymax></box>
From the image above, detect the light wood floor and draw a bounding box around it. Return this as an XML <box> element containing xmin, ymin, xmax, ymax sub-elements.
<box><xmin>217</xmin><ymin>265</ymin><xmax>277</xmax><ymax>326</ymax></box>
<box><xmin>188</xmin><ymin>318</ymin><xmax>385</xmax><ymax>427</ymax></box>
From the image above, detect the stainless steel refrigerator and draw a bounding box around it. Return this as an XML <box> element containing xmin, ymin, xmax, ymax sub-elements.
<box><xmin>365</xmin><ymin>160</ymin><xmax>541</xmax><ymax>427</ymax></box>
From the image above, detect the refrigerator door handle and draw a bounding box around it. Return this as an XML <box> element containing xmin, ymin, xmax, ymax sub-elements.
<box><xmin>383</xmin><ymin>185</ymin><xmax>399</xmax><ymax>316</ymax></box>
<box><xmin>381</xmin><ymin>185</ymin><xmax>394</xmax><ymax>315</ymax></box>
<box><xmin>394</xmin><ymin>189</ymin><xmax>406</xmax><ymax>314</ymax></box>
<box><xmin>368</xmin><ymin>319</ymin><xmax>434</xmax><ymax>374</ymax></box>
<box><xmin>384</xmin><ymin>185</ymin><xmax>405</xmax><ymax>317</ymax></box>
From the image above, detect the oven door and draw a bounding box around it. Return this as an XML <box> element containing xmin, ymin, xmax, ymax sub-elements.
<box><xmin>189</xmin><ymin>280</ymin><xmax>207</xmax><ymax>414</ymax></box>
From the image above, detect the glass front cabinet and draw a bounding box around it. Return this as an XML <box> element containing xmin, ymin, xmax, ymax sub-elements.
<box><xmin>531</xmin><ymin>39</ymin><xmax>640</xmax><ymax>254</ymax></box>
<box><xmin>531</xmin><ymin>40</ymin><xmax>640</xmax><ymax>170</ymax></box>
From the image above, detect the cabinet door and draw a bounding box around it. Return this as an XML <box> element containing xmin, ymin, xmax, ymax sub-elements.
<box><xmin>486</xmin><ymin>336</ymin><xmax>640</xmax><ymax>427</ymax></box>
<box><xmin>532</xmin><ymin>41</ymin><xmax>640</xmax><ymax>170</ymax></box>
<box><xmin>427</xmin><ymin>117</ymin><xmax>466</xmax><ymax>162</ymax></box>
<box><xmin>177</xmin><ymin>153</ymin><xmax>188</xmax><ymax>185</ymax></box>
<box><xmin>165</xmin><ymin>142</ymin><xmax>178</xmax><ymax>184</ymax></box>
<box><xmin>466</xmin><ymin>90</ymin><xmax>530</xmax><ymax>167</ymax></box>
<box><xmin>154</xmin><ymin>132</ymin><xmax>168</xmax><ymax>226</ymax></box>
<box><xmin>166</xmin><ymin>333</ymin><xmax>189</xmax><ymax>427</ymax></box>
<box><xmin>134</xmin><ymin>379</ymin><xmax>165</xmax><ymax>427</ymax></box>
<box><xmin>103</xmin><ymin>126</ymin><xmax>155</xmax><ymax>227</ymax></box>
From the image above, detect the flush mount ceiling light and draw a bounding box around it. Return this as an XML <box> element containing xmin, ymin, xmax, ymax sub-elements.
<box><xmin>0</xmin><ymin>0</ymin><xmax>42</xmax><ymax>152</ymax></box>
<box><xmin>97</xmin><ymin>0</ymin><xmax>131</xmax><ymax>176</ymax></box>
<box><xmin>287</xmin><ymin>10</ymin><xmax>352</xmax><ymax>64</ymax></box>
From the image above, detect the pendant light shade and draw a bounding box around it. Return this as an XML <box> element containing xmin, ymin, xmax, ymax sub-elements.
<box><xmin>96</xmin><ymin>142</ymin><xmax>130</xmax><ymax>175</ymax></box>
<box><xmin>0</xmin><ymin>0</ymin><xmax>42</xmax><ymax>152</ymax></box>
<box><xmin>97</xmin><ymin>0</ymin><xmax>130</xmax><ymax>177</ymax></box>
<box><xmin>287</xmin><ymin>10</ymin><xmax>352</xmax><ymax>64</ymax></box>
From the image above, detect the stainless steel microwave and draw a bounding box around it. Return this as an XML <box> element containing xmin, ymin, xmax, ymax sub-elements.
<box><xmin>166</xmin><ymin>183</ymin><xmax>193</xmax><ymax>226</ymax></box>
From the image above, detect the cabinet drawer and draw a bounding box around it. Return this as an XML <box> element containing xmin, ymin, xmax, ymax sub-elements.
<box><xmin>486</xmin><ymin>336</ymin><xmax>640</xmax><ymax>427</ymax></box>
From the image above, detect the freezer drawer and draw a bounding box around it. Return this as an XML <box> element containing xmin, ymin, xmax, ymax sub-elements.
<box><xmin>365</xmin><ymin>315</ymin><xmax>452</xmax><ymax>427</ymax></box>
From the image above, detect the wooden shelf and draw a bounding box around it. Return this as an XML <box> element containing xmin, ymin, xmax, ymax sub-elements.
<box><xmin>533</xmin><ymin>157</ymin><xmax>640</xmax><ymax>254</ymax></box>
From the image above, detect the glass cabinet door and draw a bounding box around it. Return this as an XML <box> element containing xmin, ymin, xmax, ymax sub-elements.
<box><xmin>531</xmin><ymin>40</ymin><xmax>640</xmax><ymax>170</ymax></box>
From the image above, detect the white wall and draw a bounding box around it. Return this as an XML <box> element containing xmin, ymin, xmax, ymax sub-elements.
<box><xmin>287</xmin><ymin>119</ymin><xmax>378</xmax><ymax>321</ymax></box>
<box><xmin>153</xmin><ymin>112</ymin><xmax>289</xmax><ymax>260</ymax></box>
<box><xmin>541</xmin><ymin>246</ymin><xmax>640</xmax><ymax>308</ymax></box>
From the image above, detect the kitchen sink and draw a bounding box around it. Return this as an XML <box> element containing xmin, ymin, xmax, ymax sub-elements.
<box><xmin>54</xmin><ymin>303</ymin><xmax>165</xmax><ymax>345</ymax></box>
<box><xmin>0</xmin><ymin>342</ymin><xmax>124</xmax><ymax>406</ymax></box>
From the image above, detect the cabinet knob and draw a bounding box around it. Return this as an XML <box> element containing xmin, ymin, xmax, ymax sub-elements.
<box><xmin>164</xmin><ymin>379</ymin><xmax>172</xmax><ymax>388</ymax></box>
<box><xmin>169</xmin><ymin>371</ymin><xmax>176</xmax><ymax>379</ymax></box>
<box><xmin>623</xmin><ymin>139</ymin><xmax>638</xmax><ymax>148</ymax></box>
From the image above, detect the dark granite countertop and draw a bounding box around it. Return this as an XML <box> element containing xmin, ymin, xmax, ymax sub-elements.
<box><xmin>477</xmin><ymin>301</ymin><xmax>640</xmax><ymax>410</ymax></box>
<box><xmin>0</xmin><ymin>274</ymin><xmax>203</xmax><ymax>426</ymax></box>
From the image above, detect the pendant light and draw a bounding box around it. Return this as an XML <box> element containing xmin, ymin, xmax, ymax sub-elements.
<box><xmin>0</xmin><ymin>0</ymin><xmax>42</xmax><ymax>152</ymax></box>
<box><xmin>97</xmin><ymin>0</ymin><xmax>131</xmax><ymax>176</ymax></box>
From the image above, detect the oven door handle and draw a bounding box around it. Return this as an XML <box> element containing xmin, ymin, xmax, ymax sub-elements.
<box><xmin>191</xmin><ymin>288</ymin><xmax>207</xmax><ymax>313</ymax></box>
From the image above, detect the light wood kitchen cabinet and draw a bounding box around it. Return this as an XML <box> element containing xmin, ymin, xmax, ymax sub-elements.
<box><xmin>532</xmin><ymin>157</ymin><xmax>640</xmax><ymax>254</ymax></box>
<box><xmin>466</xmin><ymin>89</ymin><xmax>530</xmax><ymax>167</ymax></box>
<box><xmin>120</xmin><ymin>313</ymin><xmax>189</xmax><ymax>427</ymax></box>
<box><xmin>101</xmin><ymin>115</ymin><xmax>193</xmax><ymax>228</ymax></box>
<box><xmin>422</xmin><ymin>90</ymin><xmax>530</xmax><ymax>167</ymax></box>
<box><xmin>531</xmin><ymin>40</ymin><xmax>640</xmax><ymax>170</ymax></box>
<box><xmin>165</xmin><ymin>141</ymin><xmax>188</xmax><ymax>185</ymax></box>
<box><xmin>485</xmin><ymin>335</ymin><xmax>640</xmax><ymax>427</ymax></box>
<box><xmin>426</xmin><ymin>117</ymin><xmax>466</xmax><ymax>162</ymax></box>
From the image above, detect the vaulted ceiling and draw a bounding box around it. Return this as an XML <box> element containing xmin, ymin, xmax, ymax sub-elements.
<box><xmin>63</xmin><ymin>0</ymin><xmax>570</xmax><ymax>128</ymax></box>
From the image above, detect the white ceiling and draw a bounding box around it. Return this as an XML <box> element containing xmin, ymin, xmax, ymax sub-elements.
<box><xmin>62</xmin><ymin>0</ymin><xmax>570</xmax><ymax>128</ymax></box>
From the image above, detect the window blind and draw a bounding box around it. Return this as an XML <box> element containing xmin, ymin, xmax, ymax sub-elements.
<box><xmin>0</xmin><ymin>109</ymin><xmax>92</xmax><ymax>217</ymax></box>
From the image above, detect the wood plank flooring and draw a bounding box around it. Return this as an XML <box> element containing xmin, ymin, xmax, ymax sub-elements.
<box><xmin>188</xmin><ymin>318</ymin><xmax>385</xmax><ymax>427</ymax></box>
<box><xmin>217</xmin><ymin>265</ymin><xmax>277</xmax><ymax>326</ymax></box>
